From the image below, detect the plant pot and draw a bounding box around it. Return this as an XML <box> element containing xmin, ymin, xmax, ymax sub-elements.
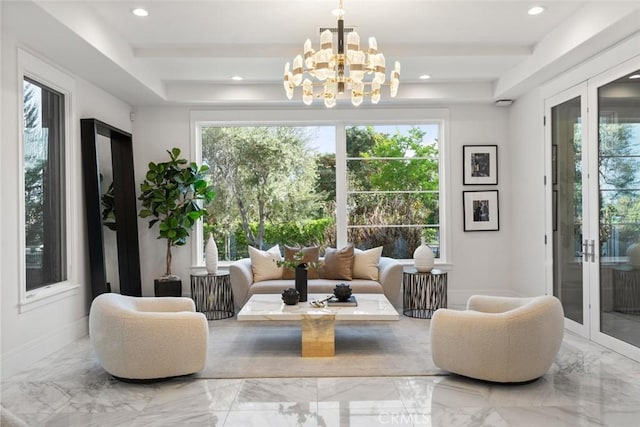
<box><xmin>154</xmin><ymin>277</ymin><xmax>182</xmax><ymax>297</ymax></box>
<box><xmin>295</xmin><ymin>264</ymin><xmax>308</xmax><ymax>302</ymax></box>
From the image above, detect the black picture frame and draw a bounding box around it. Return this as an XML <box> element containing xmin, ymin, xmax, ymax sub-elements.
<box><xmin>463</xmin><ymin>190</ymin><xmax>500</xmax><ymax>231</ymax></box>
<box><xmin>463</xmin><ymin>145</ymin><xmax>498</xmax><ymax>185</ymax></box>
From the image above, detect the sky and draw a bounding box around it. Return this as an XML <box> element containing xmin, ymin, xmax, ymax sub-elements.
<box><xmin>308</xmin><ymin>124</ymin><xmax>440</xmax><ymax>154</ymax></box>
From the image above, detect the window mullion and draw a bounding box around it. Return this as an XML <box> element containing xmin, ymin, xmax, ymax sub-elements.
<box><xmin>336</xmin><ymin>123</ymin><xmax>348</xmax><ymax>248</ymax></box>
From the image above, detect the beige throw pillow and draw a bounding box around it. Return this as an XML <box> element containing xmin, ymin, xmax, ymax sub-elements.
<box><xmin>320</xmin><ymin>244</ymin><xmax>354</xmax><ymax>280</ymax></box>
<box><xmin>282</xmin><ymin>246</ymin><xmax>320</xmax><ymax>279</ymax></box>
<box><xmin>353</xmin><ymin>246</ymin><xmax>383</xmax><ymax>280</ymax></box>
<box><xmin>249</xmin><ymin>244</ymin><xmax>283</xmax><ymax>282</ymax></box>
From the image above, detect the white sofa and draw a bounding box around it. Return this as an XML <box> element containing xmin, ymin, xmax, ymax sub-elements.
<box><xmin>230</xmin><ymin>256</ymin><xmax>403</xmax><ymax>311</ymax></box>
<box><xmin>430</xmin><ymin>295</ymin><xmax>564</xmax><ymax>383</ymax></box>
<box><xmin>89</xmin><ymin>293</ymin><xmax>208</xmax><ymax>380</ymax></box>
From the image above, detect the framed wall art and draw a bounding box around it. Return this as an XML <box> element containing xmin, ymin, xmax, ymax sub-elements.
<box><xmin>463</xmin><ymin>190</ymin><xmax>500</xmax><ymax>231</ymax></box>
<box><xmin>463</xmin><ymin>145</ymin><xmax>498</xmax><ymax>185</ymax></box>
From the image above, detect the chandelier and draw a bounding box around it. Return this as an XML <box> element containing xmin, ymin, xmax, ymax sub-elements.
<box><xmin>283</xmin><ymin>0</ymin><xmax>400</xmax><ymax>108</ymax></box>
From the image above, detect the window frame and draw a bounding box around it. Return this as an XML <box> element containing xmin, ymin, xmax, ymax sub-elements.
<box><xmin>343</xmin><ymin>122</ymin><xmax>444</xmax><ymax>259</ymax></box>
<box><xmin>190</xmin><ymin>108</ymin><xmax>451</xmax><ymax>267</ymax></box>
<box><xmin>18</xmin><ymin>49</ymin><xmax>79</xmax><ymax>312</ymax></box>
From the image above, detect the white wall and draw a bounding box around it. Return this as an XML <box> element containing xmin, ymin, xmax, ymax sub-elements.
<box><xmin>132</xmin><ymin>104</ymin><xmax>513</xmax><ymax>306</ymax></box>
<box><xmin>132</xmin><ymin>107</ymin><xmax>193</xmax><ymax>296</ymax></box>
<box><xmin>447</xmin><ymin>104</ymin><xmax>514</xmax><ymax>304</ymax></box>
<box><xmin>0</xmin><ymin>31</ymin><xmax>132</xmax><ymax>378</ymax></box>
<box><xmin>507</xmin><ymin>89</ymin><xmax>547</xmax><ymax>297</ymax></box>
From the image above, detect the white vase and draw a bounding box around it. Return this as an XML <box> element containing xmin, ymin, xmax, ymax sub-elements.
<box><xmin>205</xmin><ymin>234</ymin><xmax>219</xmax><ymax>274</ymax></box>
<box><xmin>413</xmin><ymin>236</ymin><xmax>435</xmax><ymax>272</ymax></box>
<box><xmin>627</xmin><ymin>243</ymin><xmax>640</xmax><ymax>268</ymax></box>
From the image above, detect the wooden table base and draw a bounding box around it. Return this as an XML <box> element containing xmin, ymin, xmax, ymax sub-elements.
<box><xmin>301</xmin><ymin>314</ymin><xmax>335</xmax><ymax>357</ymax></box>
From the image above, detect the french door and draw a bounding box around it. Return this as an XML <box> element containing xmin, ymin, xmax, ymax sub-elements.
<box><xmin>547</xmin><ymin>59</ymin><xmax>640</xmax><ymax>361</ymax></box>
<box><xmin>546</xmin><ymin>83</ymin><xmax>590</xmax><ymax>337</ymax></box>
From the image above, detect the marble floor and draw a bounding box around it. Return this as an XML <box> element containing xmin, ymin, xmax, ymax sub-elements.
<box><xmin>2</xmin><ymin>329</ymin><xmax>640</xmax><ymax>427</ymax></box>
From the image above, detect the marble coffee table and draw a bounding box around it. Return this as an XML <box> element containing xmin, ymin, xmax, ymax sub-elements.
<box><xmin>237</xmin><ymin>293</ymin><xmax>399</xmax><ymax>357</ymax></box>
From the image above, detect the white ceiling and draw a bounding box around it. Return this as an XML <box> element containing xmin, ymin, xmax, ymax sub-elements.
<box><xmin>3</xmin><ymin>0</ymin><xmax>640</xmax><ymax>107</ymax></box>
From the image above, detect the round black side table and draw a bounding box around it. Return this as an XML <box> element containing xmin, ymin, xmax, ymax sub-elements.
<box><xmin>190</xmin><ymin>272</ymin><xmax>234</xmax><ymax>320</ymax></box>
<box><xmin>402</xmin><ymin>268</ymin><xmax>448</xmax><ymax>319</ymax></box>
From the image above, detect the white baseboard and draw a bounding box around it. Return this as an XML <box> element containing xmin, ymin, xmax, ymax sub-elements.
<box><xmin>1</xmin><ymin>316</ymin><xmax>88</xmax><ymax>380</ymax></box>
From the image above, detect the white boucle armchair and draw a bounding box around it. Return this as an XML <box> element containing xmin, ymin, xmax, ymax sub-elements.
<box><xmin>430</xmin><ymin>295</ymin><xmax>564</xmax><ymax>383</ymax></box>
<box><xmin>89</xmin><ymin>293</ymin><xmax>208</xmax><ymax>380</ymax></box>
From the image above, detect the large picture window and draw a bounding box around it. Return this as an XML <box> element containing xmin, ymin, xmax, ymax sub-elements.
<box><xmin>23</xmin><ymin>77</ymin><xmax>67</xmax><ymax>291</ymax></box>
<box><xmin>195</xmin><ymin>111</ymin><xmax>446</xmax><ymax>264</ymax></box>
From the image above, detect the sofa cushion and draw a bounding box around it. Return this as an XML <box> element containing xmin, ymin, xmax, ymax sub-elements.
<box><xmin>249</xmin><ymin>245</ymin><xmax>283</xmax><ymax>282</ymax></box>
<box><xmin>353</xmin><ymin>247</ymin><xmax>383</xmax><ymax>280</ymax></box>
<box><xmin>320</xmin><ymin>244</ymin><xmax>354</xmax><ymax>280</ymax></box>
<box><xmin>282</xmin><ymin>245</ymin><xmax>320</xmax><ymax>280</ymax></box>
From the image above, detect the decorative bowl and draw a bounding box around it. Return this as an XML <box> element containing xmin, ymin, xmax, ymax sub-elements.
<box><xmin>333</xmin><ymin>283</ymin><xmax>353</xmax><ymax>302</ymax></box>
<box><xmin>281</xmin><ymin>288</ymin><xmax>300</xmax><ymax>305</ymax></box>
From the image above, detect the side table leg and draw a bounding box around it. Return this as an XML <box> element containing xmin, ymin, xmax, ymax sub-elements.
<box><xmin>301</xmin><ymin>314</ymin><xmax>335</xmax><ymax>357</ymax></box>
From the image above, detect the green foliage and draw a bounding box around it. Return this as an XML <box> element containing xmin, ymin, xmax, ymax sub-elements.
<box><xmin>345</xmin><ymin>126</ymin><xmax>440</xmax><ymax>256</ymax></box>
<box><xmin>23</xmin><ymin>81</ymin><xmax>39</xmax><ymax>129</ymax></box>
<box><xmin>139</xmin><ymin>147</ymin><xmax>215</xmax><ymax>276</ymax></box>
<box><xmin>200</xmin><ymin>124</ymin><xmax>439</xmax><ymax>260</ymax></box>
<box><xmin>23</xmin><ymin>83</ymin><xmax>43</xmax><ymax>248</ymax></box>
<box><xmin>233</xmin><ymin>218</ymin><xmax>334</xmax><ymax>252</ymax></box>
<box><xmin>202</xmin><ymin>126</ymin><xmax>323</xmax><ymax>249</ymax></box>
<box><xmin>24</xmin><ymin>158</ymin><xmax>45</xmax><ymax>247</ymax></box>
<box><xmin>315</xmin><ymin>153</ymin><xmax>336</xmax><ymax>201</ymax></box>
<box><xmin>100</xmin><ymin>177</ymin><xmax>116</xmax><ymax>231</ymax></box>
<box><xmin>599</xmin><ymin>124</ymin><xmax>635</xmax><ymax>192</ymax></box>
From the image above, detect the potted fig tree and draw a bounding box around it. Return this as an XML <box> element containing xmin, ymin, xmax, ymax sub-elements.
<box><xmin>139</xmin><ymin>147</ymin><xmax>215</xmax><ymax>296</ymax></box>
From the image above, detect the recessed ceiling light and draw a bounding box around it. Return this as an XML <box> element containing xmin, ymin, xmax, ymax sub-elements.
<box><xmin>132</xmin><ymin>8</ymin><xmax>149</xmax><ymax>17</ymax></box>
<box><xmin>231</xmin><ymin>76</ymin><xmax>243</xmax><ymax>81</ymax></box>
<box><xmin>528</xmin><ymin>6</ymin><xmax>545</xmax><ymax>16</ymax></box>
<box><xmin>419</xmin><ymin>74</ymin><xmax>431</xmax><ymax>80</ymax></box>
<box><xmin>629</xmin><ymin>74</ymin><xmax>640</xmax><ymax>80</ymax></box>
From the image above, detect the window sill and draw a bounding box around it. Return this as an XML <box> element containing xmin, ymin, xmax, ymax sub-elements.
<box><xmin>192</xmin><ymin>259</ymin><xmax>451</xmax><ymax>271</ymax></box>
<box><xmin>20</xmin><ymin>281</ymin><xmax>80</xmax><ymax>313</ymax></box>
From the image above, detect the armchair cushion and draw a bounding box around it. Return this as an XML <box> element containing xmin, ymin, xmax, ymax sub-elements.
<box><xmin>89</xmin><ymin>293</ymin><xmax>208</xmax><ymax>380</ymax></box>
<box><xmin>430</xmin><ymin>295</ymin><xmax>564</xmax><ymax>383</ymax></box>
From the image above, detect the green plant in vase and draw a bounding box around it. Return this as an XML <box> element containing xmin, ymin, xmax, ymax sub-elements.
<box><xmin>139</xmin><ymin>147</ymin><xmax>215</xmax><ymax>280</ymax></box>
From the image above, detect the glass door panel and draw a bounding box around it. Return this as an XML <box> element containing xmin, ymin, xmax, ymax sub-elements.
<box><xmin>551</xmin><ymin>96</ymin><xmax>585</xmax><ymax>324</ymax></box>
<box><xmin>598</xmin><ymin>69</ymin><xmax>640</xmax><ymax>347</ymax></box>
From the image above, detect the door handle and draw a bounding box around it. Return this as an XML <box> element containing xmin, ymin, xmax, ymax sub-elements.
<box><xmin>582</xmin><ymin>240</ymin><xmax>589</xmax><ymax>262</ymax></box>
<box><xmin>589</xmin><ymin>240</ymin><xmax>596</xmax><ymax>262</ymax></box>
